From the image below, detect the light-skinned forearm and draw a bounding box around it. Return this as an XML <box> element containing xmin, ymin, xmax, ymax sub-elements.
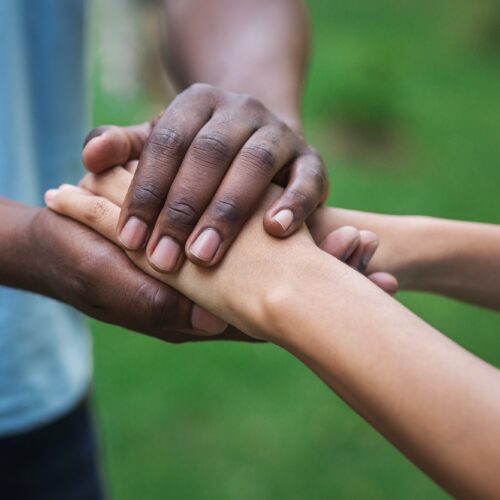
<box><xmin>310</xmin><ymin>207</ymin><xmax>500</xmax><ymax>310</ymax></box>
<box><xmin>47</xmin><ymin>175</ymin><xmax>500</xmax><ymax>497</ymax></box>
<box><xmin>162</xmin><ymin>0</ymin><xmax>309</xmax><ymax>132</ymax></box>
<box><xmin>264</xmin><ymin>249</ymin><xmax>500</xmax><ymax>498</ymax></box>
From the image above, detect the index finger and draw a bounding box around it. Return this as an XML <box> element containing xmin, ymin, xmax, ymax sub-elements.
<box><xmin>117</xmin><ymin>94</ymin><xmax>213</xmax><ymax>251</ymax></box>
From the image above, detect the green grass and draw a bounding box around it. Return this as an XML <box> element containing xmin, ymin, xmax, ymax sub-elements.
<box><xmin>90</xmin><ymin>1</ymin><xmax>500</xmax><ymax>498</ymax></box>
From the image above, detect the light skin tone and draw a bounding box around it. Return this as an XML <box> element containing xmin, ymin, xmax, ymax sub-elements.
<box><xmin>2</xmin><ymin>0</ymin><xmax>326</xmax><ymax>336</ymax></box>
<box><xmin>83</xmin><ymin>0</ymin><xmax>323</xmax><ymax>269</ymax></box>
<box><xmin>309</xmin><ymin>208</ymin><xmax>500</xmax><ymax>310</ymax></box>
<box><xmin>46</xmin><ymin>168</ymin><xmax>500</xmax><ymax>498</ymax></box>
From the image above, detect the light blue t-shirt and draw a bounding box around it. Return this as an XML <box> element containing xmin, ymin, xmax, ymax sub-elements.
<box><xmin>0</xmin><ymin>0</ymin><xmax>92</xmax><ymax>435</ymax></box>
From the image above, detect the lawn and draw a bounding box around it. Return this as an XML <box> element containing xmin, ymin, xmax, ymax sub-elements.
<box><xmin>90</xmin><ymin>1</ymin><xmax>500</xmax><ymax>498</ymax></box>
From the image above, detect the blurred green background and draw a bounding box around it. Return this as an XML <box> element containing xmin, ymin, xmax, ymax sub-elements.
<box><xmin>90</xmin><ymin>0</ymin><xmax>500</xmax><ymax>498</ymax></box>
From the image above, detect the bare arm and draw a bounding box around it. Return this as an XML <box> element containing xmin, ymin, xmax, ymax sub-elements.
<box><xmin>163</xmin><ymin>0</ymin><xmax>309</xmax><ymax>132</ymax></box>
<box><xmin>47</xmin><ymin>171</ymin><xmax>500</xmax><ymax>497</ymax></box>
<box><xmin>309</xmin><ymin>207</ymin><xmax>500</xmax><ymax>310</ymax></box>
<box><xmin>0</xmin><ymin>198</ymin><xmax>237</xmax><ymax>340</ymax></box>
<box><xmin>0</xmin><ymin>198</ymin><xmax>41</xmax><ymax>292</ymax></box>
<box><xmin>83</xmin><ymin>0</ymin><xmax>326</xmax><ymax>274</ymax></box>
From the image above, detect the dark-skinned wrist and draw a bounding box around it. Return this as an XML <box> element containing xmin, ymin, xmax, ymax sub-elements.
<box><xmin>0</xmin><ymin>200</ymin><xmax>49</xmax><ymax>295</ymax></box>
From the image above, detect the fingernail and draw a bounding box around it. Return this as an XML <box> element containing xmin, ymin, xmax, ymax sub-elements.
<box><xmin>119</xmin><ymin>217</ymin><xmax>148</xmax><ymax>250</ymax></box>
<box><xmin>44</xmin><ymin>189</ymin><xmax>58</xmax><ymax>204</ymax></box>
<box><xmin>149</xmin><ymin>236</ymin><xmax>181</xmax><ymax>272</ymax></box>
<box><xmin>189</xmin><ymin>228</ymin><xmax>221</xmax><ymax>263</ymax></box>
<box><xmin>191</xmin><ymin>305</ymin><xmax>228</xmax><ymax>334</ymax></box>
<box><xmin>84</xmin><ymin>130</ymin><xmax>109</xmax><ymax>148</ymax></box>
<box><xmin>361</xmin><ymin>240</ymin><xmax>379</xmax><ymax>270</ymax></box>
<box><xmin>272</xmin><ymin>209</ymin><xmax>294</xmax><ymax>232</ymax></box>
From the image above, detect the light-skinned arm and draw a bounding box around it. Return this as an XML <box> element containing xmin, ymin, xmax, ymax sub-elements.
<box><xmin>309</xmin><ymin>207</ymin><xmax>500</xmax><ymax>310</ymax></box>
<box><xmin>46</xmin><ymin>170</ymin><xmax>500</xmax><ymax>498</ymax></box>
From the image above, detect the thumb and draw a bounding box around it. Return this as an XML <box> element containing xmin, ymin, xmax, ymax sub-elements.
<box><xmin>82</xmin><ymin>122</ymin><xmax>153</xmax><ymax>173</ymax></box>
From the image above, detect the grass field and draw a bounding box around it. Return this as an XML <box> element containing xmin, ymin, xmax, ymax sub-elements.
<box><xmin>90</xmin><ymin>1</ymin><xmax>500</xmax><ymax>498</ymax></box>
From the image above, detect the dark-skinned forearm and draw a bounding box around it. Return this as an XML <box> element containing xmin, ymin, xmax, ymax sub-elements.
<box><xmin>162</xmin><ymin>0</ymin><xmax>309</xmax><ymax>132</ymax></box>
<box><xmin>0</xmin><ymin>198</ymin><xmax>46</xmax><ymax>294</ymax></box>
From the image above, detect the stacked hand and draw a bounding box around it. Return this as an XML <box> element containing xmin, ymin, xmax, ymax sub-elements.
<box><xmin>37</xmin><ymin>87</ymin><xmax>396</xmax><ymax>342</ymax></box>
<box><xmin>43</xmin><ymin>168</ymin><xmax>397</xmax><ymax>342</ymax></box>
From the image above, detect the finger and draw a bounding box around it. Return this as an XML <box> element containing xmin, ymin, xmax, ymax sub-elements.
<box><xmin>368</xmin><ymin>272</ymin><xmax>399</xmax><ymax>295</ymax></box>
<box><xmin>45</xmin><ymin>185</ymin><xmax>120</xmax><ymax>243</ymax></box>
<box><xmin>185</xmin><ymin>124</ymin><xmax>298</xmax><ymax>266</ymax></box>
<box><xmin>318</xmin><ymin>226</ymin><xmax>361</xmax><ymax>261</ymax></box>
<box><xmin>80</xmin><ymin>167</ymin><xmax>133</xmax><ymax>206</ymax></box>
<box><xmin>125</xmin><ymin>160</ymin><xmax>139</xmax><ymax>174</ymax></box>
<box><xmin>147</xmin><ymin>112</ymin><xmax>256</xmax><ymax>273</ymax></box>
<box><xmin>264</xmin><ymin>151</ymin><xmax>328</xmax><ymax>238</ymax></box>
<box><xmin>118</xmin><ymin>93</ymin><xmax>214</xmax><ymax>251</ymax></box>
<box><xmin>191</xmin><ymin>305</ymin><xmax>228</xmax><ymax>335</ymax></box>
<box><xmin>102</xmin><ymin>261</ymin><xmax>198</xmax><ymax>335</ymax></box>
<box><xmin>346</xmin><ymin>230</ymin><xmax>379</xmax><ymax>272</ymax></box>
<box><xmin>45</xmin><ymin>185</ymin><xmax>228</xmax><ymax>335</ymax></box>
<box><xmin>82</xmin><ymin>123</ymin><xmax>153</xmax><ymax>173</ymax></box>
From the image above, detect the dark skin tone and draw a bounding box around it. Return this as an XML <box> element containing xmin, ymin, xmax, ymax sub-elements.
<box><xmin>3</xmin><ymin>0</ymin><xmax>393</xmax><ymax>342</ymax></box>
<box><xmin>0</xmin><ymin>197</ymin><xmax>243</xmax><ymax>342</ymax></box>
<box><xmin>1</xmin><ymin>0</ymin><xmax>315</xmax><ymax>338</ymax></box>
<box><xmin>81</xmin><ymin>0</ymin><xmax>326</xmax><ymax>333</ymax></box>
<box><xmin>83</xmin><ymin>0</ymin><xmax>328</xmax><ymax>270</ymax></box>
<box><xmin>2</xmin><ymin>195</ymin><xmax>389</xmax><ymax>344</ymax></box>
<box><xmin>4</xmin><ymin>0</ymin><xmax>394</xmax><ymax>342</ymax></box>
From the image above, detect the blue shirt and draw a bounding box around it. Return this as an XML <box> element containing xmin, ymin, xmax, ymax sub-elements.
<box><xmin>0</xmin><ymin>0</ymin><xmax>92</xmax><ymax>435</ymax></box>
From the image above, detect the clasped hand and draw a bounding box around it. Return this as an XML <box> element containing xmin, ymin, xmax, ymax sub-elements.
<box><xmin>42</xmin><ymin>86</ymin><xmax>396</xmax><ymax>341</ymax></box>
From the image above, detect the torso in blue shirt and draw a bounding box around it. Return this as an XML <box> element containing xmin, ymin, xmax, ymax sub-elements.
<box><xmin>0</xmin><ymin>0</ymin><xmax>92</xmax><ymax>435</ymax></box>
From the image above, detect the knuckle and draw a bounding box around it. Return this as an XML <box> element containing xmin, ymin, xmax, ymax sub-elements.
<box><xmin>239</xmin><ymin>94</ymin><xmax>264</xmax><ymax>113</ymax></box>
<box><xmin>288</xmin><ymin>187</ymin><xmax>315</xmax><ymax>215</ymax></box>
<box><xmin>147</xmin><ymin>127</ymin><xmax>186</xmax><ymax>160</ymax></box>
<box><xmin>212</xmin><ymin>198</ymin><xmax>242</xmax><ymax>225</ymax></box>
<box><xmin>299</xmin><ymin>153</ymin><xmax>328</xmax><ymax>195</ymax></box>
<box><xmin>262</xmin><ymin>126</ymin><xmax>285</xmax><ymax>146</ymax></box>
<box><xmin>186</xmin><ymin>82</ymin><xmax>213</xmax><ymax>95</ymax></box>
<box><xmin>309</xmin><ymin>160</ymin><xmax>328</xmax><ymax>192</ymax></box>
<box><xmin>130</xmin><ymin>182</ymin><xmax>164</xmax><ymax>207</ymax></box>
<box><xmin>135</xmin><ymin>282</ymin><xmax>177</xmax><ymax>328</ymax></box>
<box><xmin>191</xmin><ymin>132</ymin><xmax>232</xmax><ymax>167</ymax></box>
<box><xmin>83</xmin><ymin>199</ymin><xmax>109</xmax><ymax>225</ymax></box>
<box><xmin>164</xmin><ymin>199</ymin><xmax>199</xmax><ymax>229</ymax></box>
<box><xmin>240</xmin><ymin>144</ymin><xmax>276</xmax><ymax>174</ymax></box>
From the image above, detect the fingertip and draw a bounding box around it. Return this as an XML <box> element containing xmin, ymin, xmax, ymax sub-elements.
<box><xmin>82</xmin><ymin>127</ymin><xmax>131</xmax><ymax>173</ymax></box>
<box><xmin>368</xmin><ymin>272</ymin><xmax>399</xmax><ymax>295</ymax></box>
<box><xmin>320</xmin><ymin>226</ymin><xmax>361</xmax><ymax>261</ymax></box>
<box><xmin>191</xmin><ymin>305</ymin><xmax>228</xmax><ymax>335</ymax></box>
<box><xmin>44</xmin><ymin>189</ymin><xmax>59</xmax><ymax>207</ymax></box>
<box><xmin>264</xmin><ymin>207</ymin><xmax>299</xmax><ymax>238</ymax></box>
<box><xmin>186</xmin><ymin>228</ymin><xmax>223</xmax><ymax>267</ymax></box>
<box><xmin>82</xmin><ymin>135</ymin><xmax>107</xmax><ymax>172</ymax></box>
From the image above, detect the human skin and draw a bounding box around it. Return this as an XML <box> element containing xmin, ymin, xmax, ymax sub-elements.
<box><xmin>46</xmin><ymin>170</ymin><xmax>500</xmax><ymax>498</ymax></box>
<box><xmin>309</xmin><ymin>207</ymin><xmax>500</xmax><ymax>310</ymax></box>
<box><xmin>83</xmin><ymin>0</ymin><xmax>327</xmax><ymax>271</ymax></box>
<box><xmin>0</xmin><ymin>196</ymin><xmax>245</xmax><ymax>342</ymax></box>
<box><xmin>0</xmin><ymin>191</ymin><xmax>387</xmax><ymax>343</ymax></box>
<box><xmin>2</xmin><ymin>0</ymin><xmax>321</xmax><ymax>336</ymax></box>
